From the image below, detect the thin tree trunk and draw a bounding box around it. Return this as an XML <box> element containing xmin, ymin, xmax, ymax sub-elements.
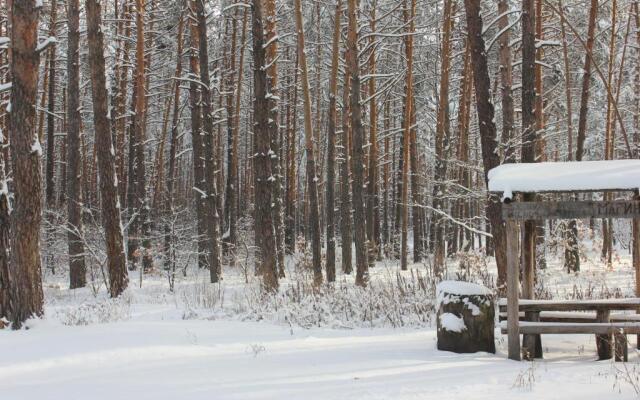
<box><xmin>67</xmin><ymin>0</ymin><xmax>86</xmax><ymax>289</ymax></box>
<box><xmin>366</xmin><ymin>0</ymin><xmax>380</xmax><ymax>264</ymax></box>
<box><xmin>400</xmin><ymin>0</ymin><xmax>415</xmax><ymax>272</ymax></box>
<box><xmin>325</xmin><ymin>0</ymin><xmax>342</xmax><ymax>283</ymax></box>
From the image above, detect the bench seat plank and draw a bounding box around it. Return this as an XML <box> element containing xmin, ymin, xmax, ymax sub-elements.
<box><xmin>498</xmin><ymin>311</ymin><xmax>640</xmax><ymax>323</ymax></box>
<box><xmin>498</xmin><ymin>297</ymin><xmax>640</xmax><ymax>312</ymax></box>
<box><xmin>499</xmin><ymin>321</ymin><xmax>640</xmax><ymax>335</ymax></box>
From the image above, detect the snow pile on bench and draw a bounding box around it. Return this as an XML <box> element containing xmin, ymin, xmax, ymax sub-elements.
<box><xmin>437</xmin><ymin>280</ymin><xmax>492</xmax><ymax>306</ymax></box>
<box><xmin>488</xmin><ymin>160</ymin><xmax>640</xmax><ymax>198</ymax></box>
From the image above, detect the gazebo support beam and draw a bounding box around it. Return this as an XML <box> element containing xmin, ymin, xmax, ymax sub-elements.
<box><xmin>506</xmin><ymin>219</ymin><xmax>521</xmax><ymax>360</ymax></box>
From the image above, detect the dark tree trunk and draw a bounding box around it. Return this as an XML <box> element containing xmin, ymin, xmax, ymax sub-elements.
<box><xmin>194</xmin><ymin>0</ymin><xmax>221</xmax><ymax>283</ymax></box>
<box><xmin>325</xmin><ymin>0</ymin><xmax>341</xmax><ymax>283</ymax></box>
<box><xmin>8</xmin><ymin>0</ymin><xmax>45</xmax><ymax>328</ymax></box>
<box><xmin>347</xmin><ymin>0</ymin><xmax>369</xmax><ymax>286</ymax></box>
<box><xmin>462</xmin><ymin>0</ymin><xmax>507</xmax><ymax>287</ymax></box>
<box><xmin>187</xmin><ymin>8</ymin><xmax>207</xmax><ymax>270</ymax></box>
<box><xmin>67</xmin><ymin>0</ymin><xmax>86</xmax><ymax>289</ymax></box>
<box><xmin>86</xmin><ymin>0</ymin><xmax>129</xmax><ymax>297</ymax></box>
<box><xmin>252</xmin><ymin>0</ymin><xmax>279</xmax><ymax>290</ymax></box>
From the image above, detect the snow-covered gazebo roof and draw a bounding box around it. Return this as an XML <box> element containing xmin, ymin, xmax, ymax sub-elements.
<box><xmin>488</xmin><ymin>160</ymin><xmax>640</xmax><ymax>200</ymax></box>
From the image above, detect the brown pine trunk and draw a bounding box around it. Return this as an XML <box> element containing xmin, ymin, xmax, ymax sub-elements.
<box><xmin>498</xmin><ymin>0</ymin><xmax>515</xmax><ymax>163</ymax></box>
<box><xmin>8</xmin><ymin>0</ymin><xmax>44</xmax><ymax>328</ymax></box>
<box><xmin>432</xmin><ymin>0</ymin><xmax>454</xmax><ymax>274</ymax></box>
<box><xmin>294</xmin><ymin>0</ymin><xmax>323</xmax><ymax>285</ymax></box>
<box><xmin>575</xmin><ymin>0</ymin><xmax>598</xmax><ymax>162</ymax></box>
<box><xmin>67</xmin><ymin>0</ymin><xmax>86</xmax><ymax>289</ymax></box>
<box><xmin>223</xmin><ymin>7</ymin><xmax>238</xmax><ymax>254</ymax></box>
<box><xmin>340</xmin><ymin>67</ymin><xmax>353</xmax><ymax>275</ymax></box>
<box><xmin>366</xmin><ymin>1</ymin><xmax>380</xmax><ymax>264</ymax></box>
<box><xmin>400</xmin><ymin>0</ymin><xmax>415</xmax><ymax>272</ymax></box>
<box><xmin>187</xmin><ymin>7</ymin><xmax>207</xmax><ymax>270</ymax></box>
<box><xmin>264</xmin><ymin>0</ymin><xmax>285</xmax><ymax>277</ymax></box>
<box><xmin>194</xmin><ymin>0</ymin><xmax>221</xmax><ymax>283</ymax></box>
<box><xmin>163</xmin><ymin>9</ymin><xmax>185</xmax><ymax>274</ymax></box>
<box><xmin>252</xmin><ymin>0</ymin><xmax>279</xmax><ymax>290</ymax></box>
<box><xmin>45</xmin><ymin>0</ymin><xmax>57</xmax><ymax>207</ymax></box>
<box><xmin>325</xmin><ymin>0</ymin><xmax>342</xmax><ymax>283</ymax></box>
<box><xmin>462</xmin><ymin>0</ymin><xmax>507</xmax><ymax>287</ymax></box>
<box><xmin>86</xmin><ymin>0</ymin><xmax>129</xmax><ymax>297</ymax></box>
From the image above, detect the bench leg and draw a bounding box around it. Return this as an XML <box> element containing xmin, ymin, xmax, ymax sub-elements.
<box><xmin>615</xmin><ymin>331</ymin><xmax>628</xmax><ymax>362</ymax></box>
<box><xmin>596</xmin><ymin>310</ymin><xmax>612</xmax><ymax>360</ymax></box>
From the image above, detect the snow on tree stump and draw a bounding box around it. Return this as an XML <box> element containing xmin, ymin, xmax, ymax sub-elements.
<box><xmin>436</xmin><ymin>281</ymin><xmax>495</xmax><ymax>354</ymax></box>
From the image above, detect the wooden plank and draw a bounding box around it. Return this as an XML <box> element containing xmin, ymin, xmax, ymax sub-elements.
<box><xmin>506</xmin><ymin>220</ymin><xmax>520</xmax><ymax>361</ymax></box>
<box><xmin>498</xmin><ymin>298</ymin><xmax>640</xmax><ymax>312</ymax></box>
<box><xmin>502</xmin><ymin>200</ymin><xmax>640</xmax><ymax>220</ymax></box>
<box><xmin>498</xmin><ymin>311</ymin><xmax>640</xmax><ymax>323</ymax></box>
<box><xmin>499</xmin><ymin>322</ymin><xmax>640</xmax><ymax>335</ymax></box>
<box><xmin>615</xmin><ymin>331</ymin><xmax>628</xmax><ymax>362</ymax></box>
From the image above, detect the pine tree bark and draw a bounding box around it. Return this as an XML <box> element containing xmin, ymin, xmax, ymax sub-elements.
<box><xmin>86</xmin><ymin>0</ymin><xmax>129</xmax><ymax>297</ymax></box>
<box><xmin>187</xmin><ymin>7</ymin><xmax>207</xmax><ymax>270</ymax></box>
<box><xmin>8</xmin><ymin>0</ymin><xmax>45</xmax><ymax>327</ymax></box>
<box><xmin>400</xmin><ymin>0</ymin><xmax>415</xmax><ymax>272</ymax></box>
<box><xmin>462</xmin><ymin>0</ymin><xmax>507</xmax><ymax>287</ymax></box>
<box><xmin>366</xmin><ymin>1</ymin><xmax>380</xmax><ymax>264</ymax></box>
<box><xmin>325</xmin><ymin>0</ymin><xmax>341</xmax><ymax>283</ymax></box>
<box><xmin>67</xmin><ymin>0</ymin><xmax>86</xmax><ymax>289</ymax></box>
<box><xmin>252</xmin><ymin>0</ymin><xmax>279</xmax><ymax>290</ymax></box>
<box><xmin>294</xmin><ymin>0</ymin><xmax>323</xmax><ymax>285</ymax></box>
<box><xmin>194</xmin><ymin>0</ymin><xmax>221</xmax><ymax>283</ymax></box>
<box><xmin>347</xmin><ymin>0</ymin><xmax>369</xmax><ymax>285</ymax></box>
<box><xmin>340</xmin><ymin>69</ymin><xmax>353</xmax><ymax>274</ymax></box>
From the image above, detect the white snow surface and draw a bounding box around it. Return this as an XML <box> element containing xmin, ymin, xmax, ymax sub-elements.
<box><xmin>488</xmin><ymin>159</ymin><xmax>640</xmax><ymax>196</ymax></box>
<box><xmin>2</xmin><ymin>250</ymin><xmax>639</xmax><ymax>399</ymax></box>
<box><xmin>439</xmin><ymin>312</ymin><xmax>466</xmax><ymax>332</ymax></box>
<box><xmin>437</xmin><ymin>280</ymin><xmax>492</xmax><ymax>297</ymax></box>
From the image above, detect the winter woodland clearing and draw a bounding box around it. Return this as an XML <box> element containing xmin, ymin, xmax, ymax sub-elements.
<box><xmin>1</xmin><ymin>0</ymin><xmax>640</xmax><ymax>398</ymax></box>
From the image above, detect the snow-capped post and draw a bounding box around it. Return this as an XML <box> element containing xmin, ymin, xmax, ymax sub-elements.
<box><xmin>436</xmin><ymin>281</ymin><xmax>495</xmax><ymax>354</ymax></box>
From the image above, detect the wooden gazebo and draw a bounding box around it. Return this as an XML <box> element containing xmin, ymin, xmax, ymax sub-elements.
<box><xmin>488</xmin><ymin>160</ymin><xmax>640</xmax><ymax>361</ymax></box>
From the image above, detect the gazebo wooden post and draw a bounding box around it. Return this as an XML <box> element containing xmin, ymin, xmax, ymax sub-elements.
<box><xmin>506</xmin><ymin>218</ymin><xmax>521</xmax><ymax>360</ymax></box>
<box><xmin>634</xmin><ymin>190</ymin><xmax>640</xmax><ymax>349</ymax></box>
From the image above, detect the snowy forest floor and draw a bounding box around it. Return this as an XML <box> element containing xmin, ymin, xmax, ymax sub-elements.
<box><xmin>2</xmin><ymin>240</ymin><xmax>640</xmax><ymax>399</ymax></box>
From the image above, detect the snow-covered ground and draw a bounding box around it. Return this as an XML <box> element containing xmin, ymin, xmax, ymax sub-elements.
<box><xmin>2</xmin><ymin>242</ymin><xmax>639</xmax><ymax>399</ymax></box>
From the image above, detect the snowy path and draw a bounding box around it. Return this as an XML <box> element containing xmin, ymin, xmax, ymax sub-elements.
<box><xmin>1</xmin><ymin>313</ymin><xmax>637</xmax><ymax>399</ymax></box>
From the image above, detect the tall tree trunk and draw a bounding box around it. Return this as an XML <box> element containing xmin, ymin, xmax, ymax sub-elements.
<box><xmin>366</xmin><ymin>0</ymin><xmax>380</xmax><ymax>264</ymax></box>
<box><xmin>294</xmin><ymin>0</ymin><xmax>323</xmax><ymax>285</ymax></box>
<box><xmin>575</xmin><ymin>0</ymin><xmax>598</xmax><ymax>162</ymax></box>
<box><xmin>400</xmin><ymin>0</ymin><xmax>415</xmax><ymax>272</ymax></box>
<box><xmin>347</xmin><ymin>0</ymin><xmax>369</xmax><ymax>286</ymax></box>
<box><xmin>86</xmin><ymin>0</ymin><xmax>129</xmax><ymax>297</ymax></box>
<box><xmin>462</xmin><ymin>0</ymin><xmax>507</xmax><ymax>287</ymax></box>
<box><xmin>264</xmin><ymin>0</ymin><xmax>285</xmax><ymax>277</ymax></box>
<box><xmin>8</xmin><ymin>0</ymin><xmax>45</xmax><ymax>328</ymax></box>
<box><xmin>432</xmin><ymin>0</ymin><xmax>454</xmax><ymax>274</ymax></box>
<box><xmin>252</xmin><ymin>0</ymin><xmax>279</xmax><ymax>290</ymax></box>
<box><xmin>325</xmin><ymin>0</ymin><xmax>342</xmax><ymax>283</ymax></box>
<box><xmin>194</xmin><ymin>0</ymin><xmax>221</xmax><ymax>283</ymax></box>
<box><xmin>67</xmin><ymin>0</ymin><xmax>86</xmax><ymax>289</ymax></box>
<box><xmin>188</xmin><ymin>6</ymin><xmax>207</xmax><ymax>270</ymax></box>
<box><xmin>163</xmin><ymin>8</ymin><xmax>185</xmax><ymax>274</ymax></box>
<box><xmin>340</xmin><ymin>65</ymin><xmax>353</xmax><ymax>274</ymax></box>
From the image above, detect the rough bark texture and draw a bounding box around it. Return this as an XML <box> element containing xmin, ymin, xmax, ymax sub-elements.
<box><xmin>67</xmin><ymin>0</ymin><xmax>86</xmax><ymax>289</ymax></box>
<box><xmin>86</xmin><ymin>0</ymin><xmax>129</xmax><ymax>298</ymax></box>
<box><xmin>187</xmin><ymin>8</ymin><xmax>207</xmax><ymax>271</ymax></box>
<box><xmin>194</xmin><ymin>0</ymin><xmax>221</xmax><ymax>283</ymax></box>
<box><xmin>347</xmin><ymin>0</ymin><xmax>369</xmax><ymax>286</ymax></box>
<box><xmin>462</xmin><ymin>0</ymin><xmax>507</xmax><ymax>287</ymax></box>
<box><xmin>294</xmin><ymin>0</ymin><xmax>323</xmax><ymax>285</ymax></box>
<box><xmin>253</xmin><ymin>0</ymin><xmax>279</xmax><ymax>290</ymax></box>
<box><xmin>7</xmin><ymin>0</ymin><xmax>45</xmax><ymax>328</ymax></box>
<box><xmin>325</xmin><ymin>0</ymin><xmax>341</xmax><ymax>283</ymax></box>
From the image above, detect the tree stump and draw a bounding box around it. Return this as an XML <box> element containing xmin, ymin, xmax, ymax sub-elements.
<box><xmin>436</xmin><ymin>281</ymin><xmax>495</xmax><ymax>354</ymax></box>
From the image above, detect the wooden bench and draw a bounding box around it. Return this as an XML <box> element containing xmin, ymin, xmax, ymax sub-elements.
<box><xmin>498</xmin><ymin>298</ymin><xmax>640</xmax><ymax>361</ymax></box>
